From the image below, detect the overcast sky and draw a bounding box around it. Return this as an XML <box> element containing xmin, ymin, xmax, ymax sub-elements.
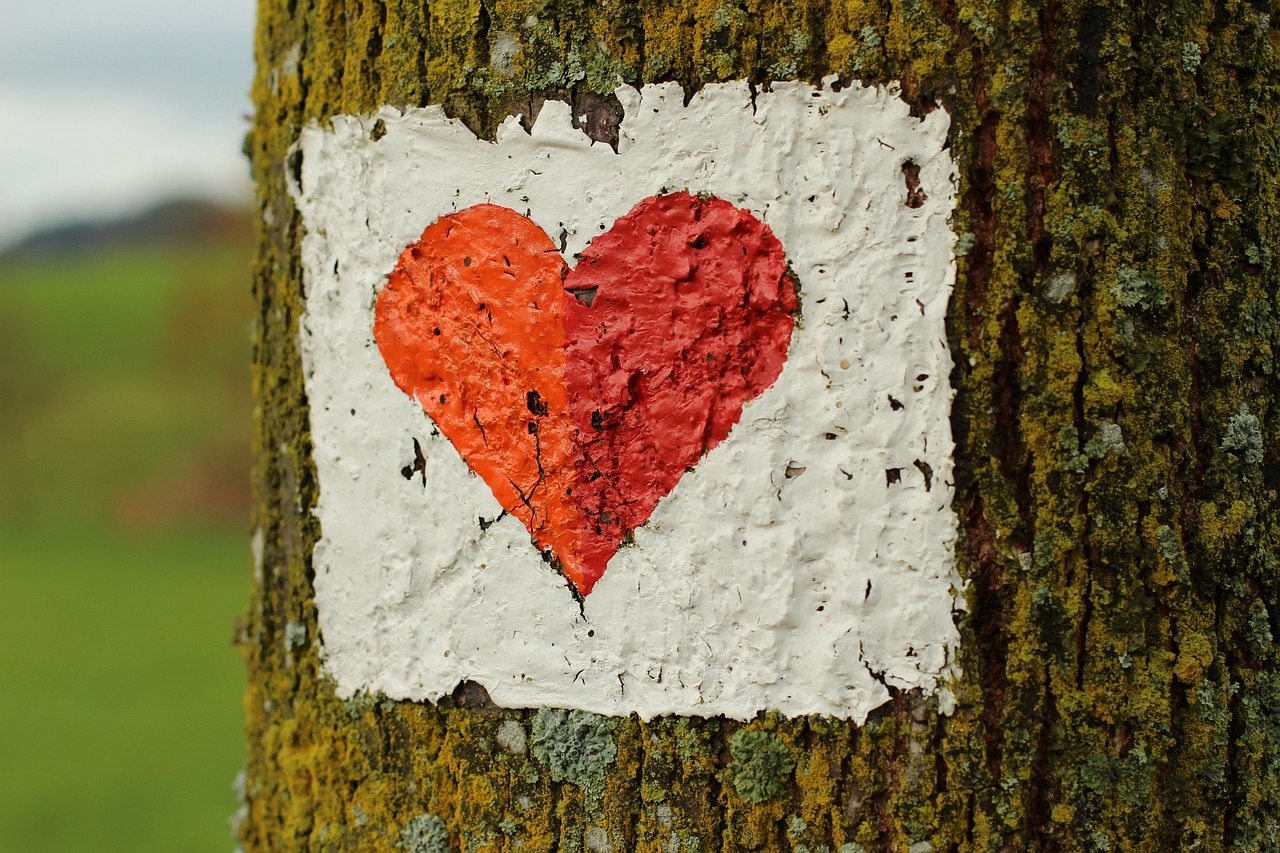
<box><xmin>0</xmin><ymin>0</ymin><xmax>256</xmax><ymax>247</ymax></box>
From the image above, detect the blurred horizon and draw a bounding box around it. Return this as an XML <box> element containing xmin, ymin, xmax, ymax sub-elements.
<box><xmin>0</xmin><ymin>0</ymin><xmax>257</xmax><ymax>250</ymax></box>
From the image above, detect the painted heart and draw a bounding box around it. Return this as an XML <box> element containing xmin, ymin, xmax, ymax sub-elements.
<box><xmin>374</xmin><ymin>192</ymin><xmax>796</xmax><ymax>595</ymax></box>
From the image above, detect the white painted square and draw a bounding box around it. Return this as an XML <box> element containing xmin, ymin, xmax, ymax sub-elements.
<box><xmin>292</xmin><ymin>80</ymin><xmax>961</xmax><ymax>721</ymax></box>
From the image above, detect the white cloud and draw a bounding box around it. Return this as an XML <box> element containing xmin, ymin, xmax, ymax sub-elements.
<box><xmin>0</xmin><ymin>83</ymin><xmax>251</xmax><ymax>247</ymax></box>
<box><xmin>0</xmin><ymin>0</ymin><xmax>256</xmax><ymax>246</ymax></box>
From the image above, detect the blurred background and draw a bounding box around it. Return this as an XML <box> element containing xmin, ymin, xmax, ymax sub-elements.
<box><xmin>1</xmin><ymin>1</ymin><xmax>258</xmax><ymax>850</ymax></box>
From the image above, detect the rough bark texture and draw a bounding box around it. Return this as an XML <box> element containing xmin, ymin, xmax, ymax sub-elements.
<box><xmin>241</xmin><ymin>0</ymin><xmax>1280</xmax><ymax>849</ymax></box>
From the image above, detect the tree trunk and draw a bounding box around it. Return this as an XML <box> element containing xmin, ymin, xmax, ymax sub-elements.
<box><xmin>241</xmin><ymin>0</ymin><xmax>1280</xmax><ymax>850</ymax></box>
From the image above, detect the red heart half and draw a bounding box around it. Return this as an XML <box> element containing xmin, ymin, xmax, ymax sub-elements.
<box><xmin>374</xmin><ymin>192</ymin><xmax>796</xmax><ymax>595</ymax></box>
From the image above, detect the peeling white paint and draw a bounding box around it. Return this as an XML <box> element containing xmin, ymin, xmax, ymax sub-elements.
<box><xmin>292</xmin><ymin>79</ymin><xmax>962</xmax><ymax>721</ymax></box>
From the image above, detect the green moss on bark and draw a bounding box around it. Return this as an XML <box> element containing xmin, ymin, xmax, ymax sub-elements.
<box><xmin>242</xmin><ymin>0</ymin><xmax>1280</xmax><ymax>849</ymax></box>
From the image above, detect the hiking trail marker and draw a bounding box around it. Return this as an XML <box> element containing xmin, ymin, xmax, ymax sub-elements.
<box><xmin>293</xmin><ymin>79</ymin><xmax>961</xmax><ymax>721</ymax></box>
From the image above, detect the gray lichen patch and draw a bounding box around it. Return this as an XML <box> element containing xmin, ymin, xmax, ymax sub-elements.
<box><xmin>489</xmin><ymin>32</ymin><xmax>521</xmax><ymax>76</ymax></box>
<box><xmin>530</xmin><ymin>708</ymin><xmax>617</xmax><ymax>790</ymax></box>
<box><xmin>284</xmin><ymin>621</ymin><xmax>308</xmax><ymax>650</ymax></box>
<box><xmin>727</xmin><ymin>729</ymin><xmax>795</xmax><ymax>804</ymax></box>
<box><xmin>1157</xmin><ymin>524</ymin><xmax>1183</xmax><ymax>561</ymax></box>
<box><xmin>1222</xmin><ymin>403</ymin><xmax>1264</xmax><ymax>465</ymax></box>
<box><xmin>1059</xmin><ymin>420</ymin><xmax>1127</xmax><ymax>474</ymax></box>
<box><xmin>1042</xmin><ymin>270</ymin><xmax>1077</xmax><ymax>305</ymax></box>
<box><xmin>584</xmin><ymin>825</ymin><xmax>614</xmax><ymax>853</ymax></box>
<box><xmin>1085</xmin><ymin>421</ymin><xmax>1127</xmax><ymax>458</ymax></box>
<box><xmin>399</xmin><ymin>813</ymin><xmax>450</xmax><ymax>853</ymax></box>
<box><xmin>1111</xmin><ymin>265</ymin><xmax>1166</xmax><ymax>310</ymax></box>
<box><xmin>497</xmin><ymin>719</ymin><xmax>528</xmax><ymax>754</ymax></box>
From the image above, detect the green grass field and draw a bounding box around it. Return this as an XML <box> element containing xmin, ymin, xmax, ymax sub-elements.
<box><xmin>0</xmin><ymin>236</ymin><xmax>253</xmax><ymax>852</ymax></box>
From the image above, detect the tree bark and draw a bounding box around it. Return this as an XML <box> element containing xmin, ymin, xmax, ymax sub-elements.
<box><xmin>241</xmin><ymin>0</ymin><xmax>1280</xmax><ymax>850</ymax></box>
